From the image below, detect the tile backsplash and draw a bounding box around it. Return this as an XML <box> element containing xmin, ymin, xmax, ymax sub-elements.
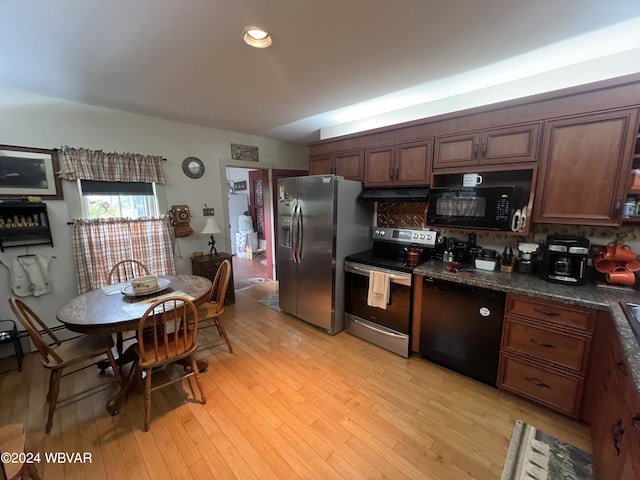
<box><xmin>376</xmin><ymin>202</ymin><xmax>427</xmax><ymax>228</ymax></box>
<box><xmin>375</xmin><ymin>201</ymin><xmax>640</xmax><ymax>256</ymax></box>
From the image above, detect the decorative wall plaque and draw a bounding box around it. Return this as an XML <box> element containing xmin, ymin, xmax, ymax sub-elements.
<box><xmin>231</xmin><ymin>143</ymin><xmax>259</xmax><ymax>162</ymax></box>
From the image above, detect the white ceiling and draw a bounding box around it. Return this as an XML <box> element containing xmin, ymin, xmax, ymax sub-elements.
<box><xmin>1</xmin><ymin>1</ymin><xmax>639</xmax><ymax>144</ymax></box>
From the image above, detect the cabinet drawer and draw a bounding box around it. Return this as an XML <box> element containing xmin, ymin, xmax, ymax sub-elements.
<box><xmin>502</xmin><ymin>317</ymin><xmax>589</xmax><ymax>373</ymax></box>
<box><xmin>505</xmin><ymin>294</ymin><xmax>594</xmax><ymax>332</ymax></box>
<box><xmin>498</xmin><ymin>353</ymin><xmax>582</xmax><ymax>416</ymax></box>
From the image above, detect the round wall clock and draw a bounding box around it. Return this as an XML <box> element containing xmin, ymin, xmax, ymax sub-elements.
<box><xmin>182</xmin><ymin>156</ymin><xmax>205</xmax><ymax>179</ymax></box>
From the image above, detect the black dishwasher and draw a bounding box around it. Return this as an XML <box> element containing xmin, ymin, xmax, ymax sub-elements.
<box><xmin>419</xmin><ymin>277</ymin><xmax>505</xmax><ymax>386</ymax></box>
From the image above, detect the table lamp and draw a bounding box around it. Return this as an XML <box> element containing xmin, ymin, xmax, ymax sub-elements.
<box><xmin>201</xmin><ymin>217</ymin><xmax>222</xmax><ymax>256</ymax></box>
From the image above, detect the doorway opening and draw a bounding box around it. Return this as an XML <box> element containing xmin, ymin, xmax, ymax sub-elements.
<box><xmin>226</xmin><ymin>167</ymin><xmax>270</xmax><ymax>286</ymax></box>
<box><xmin>224</xmin><ymin>166</ymin><xmax>308</xmax><ymax>289</ymax></box>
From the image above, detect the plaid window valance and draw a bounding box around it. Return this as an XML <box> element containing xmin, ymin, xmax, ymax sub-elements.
<box><xmin>60</xmin><ymin>146</ymin><xmax>166</xmax><ymax>184</ymax></box>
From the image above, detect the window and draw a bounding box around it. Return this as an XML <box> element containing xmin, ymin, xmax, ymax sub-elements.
<box><xmin>78</xmin><ymin>180</ymin><xmax>158</xmax><ymax>219</ymax></box>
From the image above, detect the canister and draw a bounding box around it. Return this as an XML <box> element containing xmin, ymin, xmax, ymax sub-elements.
<box><xmin>624</xmin><ymin>200</ymin><xmax>635</xmax><ymax>218</ymax></box>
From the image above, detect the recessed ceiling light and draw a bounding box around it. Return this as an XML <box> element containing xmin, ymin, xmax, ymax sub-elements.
<box><xmin>242</xmin><ymin>26</ymin><xmax>272</xmax><ymax>48</ymax></box>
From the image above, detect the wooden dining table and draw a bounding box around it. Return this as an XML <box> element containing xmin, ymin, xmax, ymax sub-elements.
<box><xmin>56</xmin><ymin>274</ymin><xmax>212</xmax><ymax>415</ymax></box>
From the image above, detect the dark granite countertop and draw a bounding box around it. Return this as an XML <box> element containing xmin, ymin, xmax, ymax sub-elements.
<box><xmin>413</xmin><ymin>260</ymin><xmax>640</xmax><ymax>395</ymax></box>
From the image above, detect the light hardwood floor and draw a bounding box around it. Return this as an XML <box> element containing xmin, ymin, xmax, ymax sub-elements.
<box><xmin>233</xmin><ymin>254</ymin><xmax>269</xmax><ymax>286</ymax></box>
<box><xmin>0</xmin><ymin>281</ymin><xmax>591</xmax><ymax>479</ymax></box>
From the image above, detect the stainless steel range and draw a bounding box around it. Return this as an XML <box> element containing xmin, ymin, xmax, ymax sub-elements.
<box><xmin>344</xmin><ymin>227</ymin><xmax>437</xmax><ymax>357</ymax></box>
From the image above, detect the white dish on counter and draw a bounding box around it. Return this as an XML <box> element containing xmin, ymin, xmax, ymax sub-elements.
<box><xmin>475</xmin><ymin>259</ymin><xmax>497</xmax><ymax>271</ymax></box>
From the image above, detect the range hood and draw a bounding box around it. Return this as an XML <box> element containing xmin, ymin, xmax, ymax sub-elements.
<box><xmin>357</xmin><ymin>187</ymin><xmax>429</xmax><ymax>202</ymax></box>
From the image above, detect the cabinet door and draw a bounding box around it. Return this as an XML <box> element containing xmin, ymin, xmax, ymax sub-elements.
<box><xmin>433</xmin><ymin>132</ymin><xmax>481</xmax><ymax>168</ymax></box>
<box><xmin>591</xmin><ymin>328</ymin><xmax>631</xmax><ymax>480</ymax></box>
<box><xmin>364</xmin><ymin>146</ymin><xmax>394</xmax><ymax>186</ymax></box>
<box><xmin>534</xmin><ymin>109</ymin><xmax>639</xmax><ymax>225</ymax></box>
<box><xmin>334</xmin><ymin>150</ymin><xmax>364</xmax><ymax>181</ymax></box>
<box><xmin>591</xmin><ymin>344</ymin><xmax>626</xmax><ymax>479</ymax></box>
<box><xmin>620</xmin><ymin>438</ymin><xmax>640</xmax><ymax>480</ymax></box>
<box><xmin>480</xmin><ymin>123</ymin><xmax>540</xmax><ymax>165</ymax></box>
<box><xmin>395</xmin><ymin>140</ymin><xmax>432</xmax><ymax>186</ymax></box>
<box><xmin>309</xmin><ymin>154</ymin><xmax>332</xmax><ymax>175</ymax></box>
<box><xmin>621</xmin><ymin>392</ymin><xmax>640</xmax><ymax>480</ymax></box>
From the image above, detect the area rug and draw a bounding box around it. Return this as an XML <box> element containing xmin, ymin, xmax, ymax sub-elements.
<box><xmin>235</xmin><ymin>277</ymin><xmax>266</xmax><ymax>291</ymax></box>
<box><xmin>258</xmin><ymin>295</ymin><xmax>281</xmax><ymax>312</ymax></box>
<box><xmin>501</xmin><ymin>420</ymin><xmax>593</xmax><ymax>480</ymax></box>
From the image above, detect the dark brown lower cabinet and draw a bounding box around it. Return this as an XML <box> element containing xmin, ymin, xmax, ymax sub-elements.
<box><xmin>586</xmin><ymin>312</ymin><xmax>640</xmax><ymax>479</ymax></box>
<box><xmin>498</xmin><ymin>294</ymin><xmax>593</xmax><ymax>418</ymax></box>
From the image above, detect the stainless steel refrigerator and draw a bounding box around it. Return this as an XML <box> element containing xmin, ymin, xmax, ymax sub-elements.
<box><xmin>277</xmin><ymin>175</ymin><xmax>372</xmax><ymax>334</ymax></box>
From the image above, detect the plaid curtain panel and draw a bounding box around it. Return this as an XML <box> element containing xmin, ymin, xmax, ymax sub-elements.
<box><xmin>72</xmin><ymin>217</ymin><xmax>176</xmax><ymax>293</ymax></box>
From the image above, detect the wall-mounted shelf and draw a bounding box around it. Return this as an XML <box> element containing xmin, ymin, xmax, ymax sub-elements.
<box><xmin>0</xmin><ymin>201</ymin><xmax>53</xmax><ymax>252</ymax></box>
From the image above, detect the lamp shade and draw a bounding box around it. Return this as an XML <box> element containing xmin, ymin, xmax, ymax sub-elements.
<box><xmin>201</xmin><ymin>217</ymin><xmax>222</xmax><ymax>235</ymax></box>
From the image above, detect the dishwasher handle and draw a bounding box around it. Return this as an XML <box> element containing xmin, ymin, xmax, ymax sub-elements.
<box><xmin>423</xmin><ymin>276</ymin><xmax>505</xmax><ymax>302</ymax></box>
<box><xmin>423</xmin><ymin>276</ymin><xmax>476</xmax><ymax>297</ymax></box>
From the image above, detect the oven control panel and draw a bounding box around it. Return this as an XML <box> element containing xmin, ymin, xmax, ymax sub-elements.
<box><xmin>372</xmin><ymin>227</ymin><xmax>437</xmax><ymax>246</ymax></box>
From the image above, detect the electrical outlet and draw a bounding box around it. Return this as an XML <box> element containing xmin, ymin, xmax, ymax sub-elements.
<box><xmin>203</xmin><ymin>208</ymin><xmax>215</xmax><ymax>216</ymax></box>
<box><xmin>590</xmin><ymin>244</ymin><xmax>605</xmax><ymax>257</ymax></box>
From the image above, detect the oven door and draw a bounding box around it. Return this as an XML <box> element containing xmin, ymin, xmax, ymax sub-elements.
<box><xmin>344</xmin><ymin>261</ymin><xmax>412</xmax><ymax>357</ymax></box>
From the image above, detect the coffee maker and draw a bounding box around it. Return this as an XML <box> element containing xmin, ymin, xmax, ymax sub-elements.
<box><xmin>540</xmin><ymin>235</ymin><xmax>590</xmax><ymax>285</ymax></box>
<box><xmin>516</xmin><ymin>242</ymin><xmax>541</xmax><ymax>274</ymax></box>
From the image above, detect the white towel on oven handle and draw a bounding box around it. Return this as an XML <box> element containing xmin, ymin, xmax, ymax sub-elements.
<box><xmin>367</xmin><ymin>270</ymin><xmax>390</xmax><ymax>310</ymax></box>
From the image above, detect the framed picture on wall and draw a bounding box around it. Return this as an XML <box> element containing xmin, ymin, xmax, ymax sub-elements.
<box><xmin>230</xmin><ymin>143</ymin><xmax>259</xmax><ymax>162</ymax></box>
<box><xmin>0</xmin><ymin>145</ymin><xmax>63</xmax><ymax>199</ymax></box>
<box><xmin>234</xmin><ymin>181</ymin><xmax>247</xmax><ymax>191</ymax></box>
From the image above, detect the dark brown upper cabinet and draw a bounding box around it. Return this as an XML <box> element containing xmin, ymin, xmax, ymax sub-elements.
<box><xmin>364</xmin><ymin>139</ymin><xmax>432</xmax><ymax>187</ymax></box>
<box><xmin>433</xmin><ymin>123</ymin><xmax>541</xmax><ymax>169</ymax></box>
<box><xmin>309</xmin><ymin>149</ymin><xmax>364</xmax><ymax>181</ymax></box>
<box><xmin>533</xmin><ymin>109</ymin><xmax>639</xmax><ymax>226</ymax></box>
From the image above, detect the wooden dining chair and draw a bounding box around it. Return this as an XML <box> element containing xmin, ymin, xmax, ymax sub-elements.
<box><xmin>0</xmin><ymin>423</ymin><xmax>42</xmax><ymax>480</ymax></box>
<box><xmin>8</xmin><ymin>298</ymin><xmax>122</xmax><ymax>434</ymax></box>
<box><xmin>133</xmin><ymin>296</ymin><xmax>206</xmax><ymax>432</ymax></box>
<box><xmin>108</xmin><ymin>259</ymin><xmax>149</xmax><ymax>284</ymax></box>
<box><xmin>196</xmin><ymin>259</ymin><xmax>233</xmax><ymax>353</ymax></box>
<box><xmin>108</xmin><ymin>259</ymin><xmax>150</xmax><ymax>354</ymax></box>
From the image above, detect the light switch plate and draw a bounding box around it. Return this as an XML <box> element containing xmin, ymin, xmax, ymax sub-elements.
<box><xmin>203</xmin><ymin>208</ymin><xmax>215</xmax><ymax>216</ymax></box>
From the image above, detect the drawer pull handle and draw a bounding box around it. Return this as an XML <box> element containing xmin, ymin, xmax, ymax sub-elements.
<box><xmin>632</xmin><ymin>414</ymin><xmax>640</xmax><ymax>430</ymax></box>
<box><xmin>532</xmin><ymin>308</ymin><xmax>559</xmax><ymax>317</ymax></box>
<box><xmin>529</xmin><ymin>338</ymin><xmax>555</xmax><ymax>348</ymax></box>
<box><xmin>615</xmin><ymin>361</ymin><xmax>628</xmax><ymax>377</ymax></box>
<box><xmin>611</xmin><ymin>420</ymin><xmax>625</xmax><ymax>455</ymax></box>
<box><xmin>525</xmin><ymin>376</ymin><xmax>550</xmax><ymax>389</ymax></box>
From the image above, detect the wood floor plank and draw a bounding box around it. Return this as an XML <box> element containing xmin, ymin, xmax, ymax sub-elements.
<box><xmin>1</xmin><ymin>280</ymin><xmax>592</xmax><ymax>479</ymax></box>
<box><xmin>182</xmin><ymin>403</ymin><xmax>238</xmax><ymax>480</ymax></box>
<box><xmin>87</xmin><ymin>394</ymin><xmax>131</xmax><ymax>480</ymax></box>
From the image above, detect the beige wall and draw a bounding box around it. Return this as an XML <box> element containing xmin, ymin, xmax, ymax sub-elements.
<box><xmin>0</xmin><ymin>87</ymin><xmax>307</xmax><ymax>326</ymax></box>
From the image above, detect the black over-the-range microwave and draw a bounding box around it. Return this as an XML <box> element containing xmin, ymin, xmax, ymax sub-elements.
<box><xmin>427</xmin><ymin>186</ymin><xmax>523</xmax><ymax>231</ymax></box>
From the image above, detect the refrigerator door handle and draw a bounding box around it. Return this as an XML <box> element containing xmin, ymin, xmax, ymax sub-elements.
<box><xmin>296</xmin><ymin>203</ymin><xmax>303</xmax><ymax>263</ymax></box>
<box><xmin>290</xmin><ymin>201</ymin><xmax>298</xmax><ymax>262</ymax></box>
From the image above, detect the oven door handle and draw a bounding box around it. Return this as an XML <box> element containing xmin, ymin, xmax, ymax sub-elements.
<box><xmin>345</xmin><ymin>262</ymin><xmax>412</xmax><ymax>286</ymax></box>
